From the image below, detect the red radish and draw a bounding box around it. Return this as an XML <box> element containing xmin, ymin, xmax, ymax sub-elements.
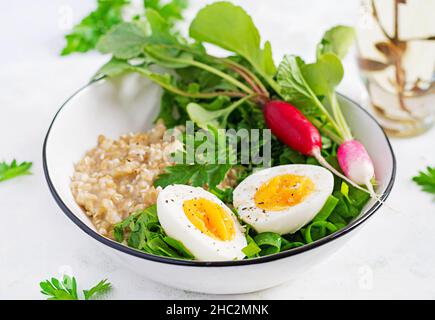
<box><xmin>337</xmin><ymin>139</ymin><xmax>376</xmax><ymax>197</ymax></box>
<box><xmin>264</xmin><ymin>100</ymin><xmax>374</xmax><ymax>195</ymax></box>
<box><xmin>263</xmin><ymin>100</ymin><xmax>321</xmax><ymax>156</ymax></box>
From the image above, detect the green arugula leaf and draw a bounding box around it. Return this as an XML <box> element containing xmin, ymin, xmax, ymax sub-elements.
<box><xmin>40</xmin><ymin>275</ymin><xmax>111</xmax><ymax>300</ymax></box>
<box><xmin>0</xmin><ymin>160</ymin><xmax>32</xmax><ymax>182</ymax></box>
<box><xmin>96</xmin><ymin>21</ymin><xmax>148</xmax><ymax>59</ymax></box>
<box><xmin>413</xmin><ymin>166</ymin><xmax>435</xmax><ymax>195</ymax></box>
<box><xmin>61</xmin><ymin>0</ymin><xmax>129</xmax><ymax>55</ymax></box>
<box><xmin>317</xmin><ymin>25</ymin><xmax>356</xmax><ymax>59</ymax></box>
<box><xmin>189</xmin><ymin>2</ymin><xmax>276</xmax><ymax>84</ymax></box>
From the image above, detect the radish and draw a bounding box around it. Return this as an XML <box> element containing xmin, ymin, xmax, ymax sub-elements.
<box><xmin>337</xmin><ymin>139</ymin><xmax>377</xmax><ymax>198</ymax></box>
<box><xmin>264</xmin><ymin>100</ymin><xmax>376</xmax><ymax>195</ymax></box>
<box><xmin>263</xmin><ymin>100</ymin><xmax>321</xmax><ymax>156</ymax></box>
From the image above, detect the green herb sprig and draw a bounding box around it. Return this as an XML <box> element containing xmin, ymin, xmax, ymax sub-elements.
<box><xmin>40</xmin><ymin>275</ymin><xmax>111</xmax><ymax>300</ymax></box>
<box><xmin>61</xmin><ymin>0</ymin><xmax>188</xmax><ymax>56</ymax></box>
<box><xmin>413</xmin><ymin>166</ymin><xmax>435</xmax><ymax>195</ymax></box>
<box><xmin>61</xmin><ymin>0</ymin><xmax>129</xmax><ymax>55</ymax></box>
<box><xmin>0</xmin><ymin>160</ymin><xmax>32</xmax><ymax>182</ymax></box>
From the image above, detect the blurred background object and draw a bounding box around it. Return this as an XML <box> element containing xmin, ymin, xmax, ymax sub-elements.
<box><xmin>356</xmin><ymin>0</ymin><xmax>435</xmax><ymax>137</ymax></box>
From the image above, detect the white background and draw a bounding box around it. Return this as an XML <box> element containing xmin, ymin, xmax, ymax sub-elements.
<box><xmin>0</xmin><ymin>0</ymin><xmax>434</xmax><ymax>299</ymax></box>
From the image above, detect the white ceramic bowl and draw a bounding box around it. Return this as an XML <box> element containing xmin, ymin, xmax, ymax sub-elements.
<box><xmin>43</xmin><ymin>73</ymin><xmax>396</xmax><ymax>294</ymax></box>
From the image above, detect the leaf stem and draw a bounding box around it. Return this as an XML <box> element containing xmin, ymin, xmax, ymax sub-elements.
<box><xmin>133</xmin><ymin>66</ymin><xmax>246</xmax><ymax>99</ymax></box>
<box><xmin>184</xmin><ymin>59</ymin><xmax>254</xmax><ymax>94</ymax></box>
<box><xmin>222</xmin><ymin>59</ymin><xmax>269</xmax><ymax>96</ymax></box>
<box><xmin>144</xmin><ymin>47</ymin><xmax>254</xmax><ymax>94</ymax></box>
<box><xmin>328</xmin><ymin>92</ymin><xmax>353</xmax><ymax>141</ymax></box>
<box><xmin>264</xmin><ymin>76</ymin><xmax>283</xmax><ymax>98</ymax></box>
<box><xmin>309</xmin><ymin>117</ymin><xmax>344</xmax><ymax>144</ymax></box>
<box><xmin>309</xmin><ymin>91</ymin><xmax>344</xmax><ymax>139</ymax></box>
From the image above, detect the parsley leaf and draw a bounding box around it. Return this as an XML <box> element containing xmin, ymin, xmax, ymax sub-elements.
<box><xmin>39</xmin><ymin>275</ymin><xmax>78</xmax><ymax>300</ymax></box>
<box><xmin>413</xmin><ymin>166</ymin><xmax>435</xmax><ymax>195</ymax></box>
<box><xmin>0</xmin><ymin>160</ymin><xmax>32</xmax><ymax>182</ymax></box>
<box><xmin>154</xmin><ymin>163</ymin><xmax>232</xmax><ymax>189</ymax></box>
<box><xmin>154</xmin><ymin>125</ymin><xmax>234</xmax><ymax>191</ymax></box>
<box><xmin>61</xmin><ymin>0</ymin><xmax>129</xmax><ymax>56</ymax></box>
<box><xmin>83</xmin><ymin>279</ymin><xmax>112</xmax><ymax>300</ymax></box>
<box><xmin>40</xmin><ymin>275</ymin><xmax>112</xmax><ymax>300</ymax></box>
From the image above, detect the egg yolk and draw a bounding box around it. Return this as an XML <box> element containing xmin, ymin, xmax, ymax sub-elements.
<box><xmin>254</xmin><ymin>174</ymin><xmax>315</xmax><ymax>211</ymax></box>
<box><xmin>183</xmin><ymin>198</ymin><xmax>236</xmax><ymax>241</ymax></box>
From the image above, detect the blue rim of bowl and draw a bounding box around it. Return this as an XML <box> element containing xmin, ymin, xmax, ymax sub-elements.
<box><xmin>42</xmin><ymin>79</ymin><xmax>396</xmax><ymax>267</ymax></box>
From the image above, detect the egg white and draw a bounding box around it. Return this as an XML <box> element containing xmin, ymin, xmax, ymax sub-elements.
<box><xmin>157</xmin><ymin>185</ymin><xmax>247</xmax><ymax>261</ymax></box>
<box><xmin>233</xmin><ymin>164</ymin><xmax>334</xmax><ymax>235</ymax></box>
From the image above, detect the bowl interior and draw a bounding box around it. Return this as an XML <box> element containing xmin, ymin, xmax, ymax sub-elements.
<box><xmin>45</xmin><ymin>74</ymin><xmax>161</xmax><ymax>231</ymax></box>
<box><xmin>44</xmin><ymin>73</ymin><xmax>395</xmax><ymax>260</ymax></box>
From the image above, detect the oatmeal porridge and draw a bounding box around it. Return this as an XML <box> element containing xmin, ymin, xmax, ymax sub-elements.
<box><xmin>70</xmin><ymin>121</ymin><xmax>238</xmax><ymax>238</ymax></box>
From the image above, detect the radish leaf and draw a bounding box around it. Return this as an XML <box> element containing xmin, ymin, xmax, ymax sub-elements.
<box><xmin>96</xmin><ymin>21</ymin><xmax>148</xmax><ymax>59</ymax></box>
<box><xmin>302</xmin><ymin>53</ymin><xmax>344</xmax><ymax>97</ymax></box>
<box><xmin>189</xmin><ymin>2</ymin><xmax>276</xmax><ymax>81</ymax></box>
<box><xmin>277</xmin><ymin>55</ymin><xmax>343</xmax><ymax>139</ymax></box>
<box><xmin>187</xmin><ymin>95</ymin><xmax>252</xmax><ymax>130</ymax></box>
<box><xmin>317</xmin><ymin>25</ymin><xmax>356</xmax><ymax>59</ymax></box>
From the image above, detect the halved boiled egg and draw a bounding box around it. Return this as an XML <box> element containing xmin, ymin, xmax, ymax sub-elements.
<box><xmin>157</xmin><ymin>185</ymin><xmax>247</xmax><ymax>261</ymax></box>
<box><xmin>233</xmin><ymin>164</ymin><xmax>334</xmax><ymax>235</ymax></box>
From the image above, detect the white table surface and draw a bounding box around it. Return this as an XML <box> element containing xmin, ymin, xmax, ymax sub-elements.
<box><xmin>1</xmin><ymin>0</ymin><xmax>434</xmax><ymax>300</ymax></box>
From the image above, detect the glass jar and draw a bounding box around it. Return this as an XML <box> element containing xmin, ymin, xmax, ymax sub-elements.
<box><xmin>356</xmin><ymin>0</ymin><xmax>435</xmax><ymax>137</ymax></box>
